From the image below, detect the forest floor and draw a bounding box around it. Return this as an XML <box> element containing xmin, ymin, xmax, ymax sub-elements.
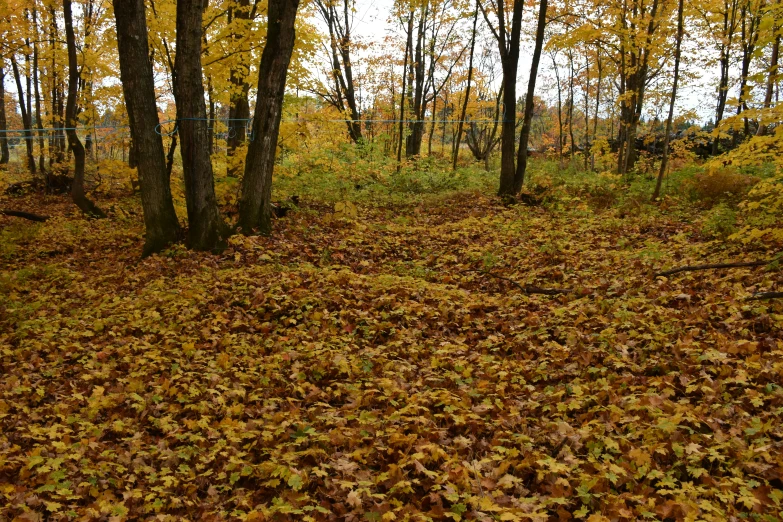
<box><xmin>1</xmin><ymin>182</ymin><xmax>782</xmax><ymax>521</ymax></box>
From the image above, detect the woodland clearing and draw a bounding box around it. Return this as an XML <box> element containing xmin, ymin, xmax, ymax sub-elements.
<box><xmin>1</xmin><ymin>164</ymin><xmax>782</xmax><ymax>521</ymax></box>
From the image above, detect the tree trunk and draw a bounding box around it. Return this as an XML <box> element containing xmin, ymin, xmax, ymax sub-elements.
<box><xmin>207</xmin><ymin>76</ymin><xmax>215</xmax><ymax>156</ymax></box>
<box><xmin>514</xmin><ymin>0</ymin><xmax>547</xmax><ymax>189</ymax></box>
<box><xmin>653</xmin><ymin>0</ymin><xmax>683</xmax><ymax>200</ymax></box>
<box><xmin>49</xmin><ymin>7</ymin><xmax>66</xmax><ymax>167</ymax></box>
<box><xmin>567</xmin><ymin>50</ymin><xmax>576</xmax><ymax>163</ymax></box>
<box><xmin>314</xmin><ymin>0</ymin><xmax>363</xmax><ymax>143</ymax></box>
<box><xmin>113</xmin><ymin>0</ymin><xmax>181</xmax><ymax>255</ymax></box>
<box><xmin>553</xmin><ymin>54</ymin><xmax>564</xmax><ymax>167</ymax></box>
<box><xmin>238</xmin><ymin>0</ymin><xmax>300</xmax><ymax>235</ymax></box>
<box><xmin>736</xmin><ymin>2</ymin><xmax>761</xmax><ymax>143</ymax></box>
<box><xmin>428</xmin><ymin>95</ymin><xmax>437</xmax><ymax>156</ymax></box>
<box><xmin>174</xmin><ymin>0</ymin><xmax>226</xmax><ymax>250</ymax></box>
<box><xmin>405</xmin><ymin>4</ymin><xmax>428</xmax><ymax>157</ymax></box>
<box><xmin>166</xmin><ymin>132</ymin><xmax>178</xmax><ymax>180</ymax></box>
<box><xmin>486</xmin><ymin>0</ymin><xmax>524</xmax><ymax>196</ymax></box>
<box><xmin>128</xmin><ymin>139</ymin><xmax>138</xmax><ymax>168</ymax></box>
<box><xmin>24</xmin><ymin>32</ymin><xmax>34</xmax><ymax>169</ymax></box>
<box><xmin>397</xmin><ymin>14</ymin><xmax>413</xmax><ymax>172</ymax></box>
<box><xmin>453</xmin><ymin>2</ymin><xmax>479</xmax><ymax>171</ymax></box>
<box><xmin>713</xmin><ymin>0</ymin><xmax>738</xmax><ymax>154</ymax></box>
<box><xmin>583</xmin><ymin>55</ymin><xmax>590</xmax><ymax>171</ymax></box>
<box><xmin>32</xmin><ymin>8</ymin><xmax>47</xmax><ymax>174</ymax></box>
<box><xmin>64</xmin><ymin>0</ymin><xmax>105</xmax><ymax>217</ymax></box>
<box><xmin>10</xmin><ymin>56</ymin><xmax>36</xmax><ymax>174</ymax></box>
<box><xmin>591</xmin><ymin>49</ymin><xmax>602</xmax><ymax>170</ymax></box>
<box><xmin>227</xmin><ymin>0</ymin><xmax>252</xmax><ymax>177</ymax></box>
<box><xmin>757</xmin><ymin>3</ymin><xmax>780</xmax><ymax>136</ymax></box>
<box><xmin>0</xmin><ymin>65</ymin><xmax>9</xmax><ymax>164</ymax></box>
<box><xmin>617</xmin><ymin>0</ymin><xmax>660</xmax><ymax>174</ymax></box>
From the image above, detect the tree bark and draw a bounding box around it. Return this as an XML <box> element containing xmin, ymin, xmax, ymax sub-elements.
<box><xmin>428</xmin><ymin>95</ymin><xmax>437</xmax><ymax>155</ymax></box>
<box><xmin>238</xmin><ymin>0</ymin><xmax>300</xmax><ymax>235</ymax></box>
<box><xmin>480</xmin><ymin>0</ymin><xmax>523</xmax><ymax>196</ymax></box>
<box><xmin>405</xmin><ymin>3</ymin><xmax>428</xmax><ymax>157</ymax></box>
<box><xmin>49</xmin><ymin>6</ymin><xmax>66</xmax><ymax>167</ymax></box>
<box><xmin>64</xmin><ymin>0</ymin><xmax>105</xmax><ymax>217</ymax></box>
<box><xmin>514</xmin><ymin>0</ymin><xmax>547</xmax><ymax>189</ymax></box>
<box><xmin>32</xmin><ymin>8</ymin><xmax>47</xmax><ymax>174</ymax></box>
<box><xmin>756</xmin><ymin>0</ymin><xmax>780</xmax><ymax>137</ymax></box>
<box><xmin>583</xmin><ymin>54</ymin><xmax>590</xmax><ymax>171</ymax></box>
<box><xmin>653</xmin><ymin>0</ymin><xmax>683</xmax><ymax>200</ymax></box>
<box><xmin>174</xmin><ymin>0</ymin><xmax>226</xmax><ymax>250</ymax></box>
<box><xmin>655</xmin><ymin>259</ymin><xmax>771</xmax><ymax>277</ymax></box>
<box><xmin>207</xmin><ymin>76</ymin><xmax>215</xmax><ymax>156</ymax></box>
<box><xmin>553</xmin><ymin>53</ymin><xmax>564</xmax><ymax>167</ymax></box>
<box><xmin>591</xmin><ymin>49</ymin><xmax>602</xmax><ymax>170</ymax></box>
<box><xmin>1</xmin><ymin>209</ymin><xmax>49</xmax><ymax>221</ymax></box>
<box><xmin>617</xmin><ymin>0</ymin><xmax>661</xmax><ymax>174</ymax></box>
<box><xmin>314</xmin><ymin>0</ymin><xmax>363</xmax><ymax>143</ymax></box>
<box><xmin>397</xmin><ymin>14</ymin><xmax>413</xmax><ymax>172</ymax></box>
<box><xmin>11</xmin><ymin>56</ymin><xmax>36</xmax><ymax>174</ymax></box>
<box><xmin>113</xmin><ymin>0</ymin><xmax>182</xmax><ymax>256</ymax></box>
<box><xmin>453</xmin><ymin>3</ymin><xmax>479</xmax><ymax>171</ymax></box>
<box><xmin>166</xmin><ymin>132</ymin><xmax>178</xmax><ymax>180</ymax></box>
<box><xmin>227</xmin><ymin>0</ymin><xmax>252</xmax><ymax>177</ymax></box>
<box><xmin>567</xmin><ymin>50</ymin><xmax>576</xmax><ymax>163</ymax></box>
<box><xmin>735</xmin><ymin>1</ymin><xmax>760</xmax><ymax>143</ymax></box>
<box><xmin>0</xmin><ymin>65</ymin><xmax>9</xmax><ymax>164</ymax></box>
<box><xmin>712</xmin><ymin>0</ymin><xmax>739</xmax><ymax>154</ymax></box>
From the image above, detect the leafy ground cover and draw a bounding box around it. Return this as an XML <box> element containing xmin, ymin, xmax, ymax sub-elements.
<box><xmin>1</xmin><ymin>172</ymin><xmax>782</xmax><ymax>521</ymax></box>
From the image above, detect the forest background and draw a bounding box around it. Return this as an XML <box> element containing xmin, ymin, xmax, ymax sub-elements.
<box><xmin>1</xmin><ymin>0</ymin><xmax>783</xmax><ymax>520</ymax></box>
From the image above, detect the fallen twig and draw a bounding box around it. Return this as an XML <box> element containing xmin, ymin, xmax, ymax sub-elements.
<box><xmin>463</xmin><ymin>269</ymin><xmax>576</xmax><ymax>296</ymax></box>
<box><xmin>1</xmin><ymin>209</ymin><xmax>50</xmax><ymax>222</ymax></box>
<box><xmin>655</xmin><ymin>260</ymin><xmax>772</xmax><ymax>278</ymax></box>
<box><xmin>747</xmin><ymin>291</ymin><xmax>783</xmax><ymax>301</ymax></box>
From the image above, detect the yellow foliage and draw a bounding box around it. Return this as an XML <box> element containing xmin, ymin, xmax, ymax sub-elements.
<box><xmin>731</xmin><ymin>173</ymin><xmax>783</xmax><ymax>245</ymax></box>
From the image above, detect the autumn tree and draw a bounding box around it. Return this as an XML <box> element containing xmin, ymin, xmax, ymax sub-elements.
<box><xmin>112</xmin><ymin>0</ymin><xmax>181</xmax><ymax>255</ymax></box>
<box><xmin>64</xmin><ymin>0</ymin><xmax>105</xmax><ymax>217</ymax></box>
<box><xmin>734</xmin><ymin>0</ymin><xmax>764</xmax><ymax>141</ymax></box>
<box><xmin>755</xmin><ymin>0</ymin><xmax>780</xmax><ymax>136</ymax></box>
<box><xmin>0</xmin><ymin>63</ymin><xmax>8</xmax><ymax>165</ymax></box>
<box><xmin>174</xmin><ymin>0</ymin><xmax>227</xmax><ymax>251</ymax></box>
<box><xmin>238</xmin><ymin>0</ymin><xmax>301</xmax><ymax>235</ymax></box>
<box><xmin>653</xmin><ymin>0</ymin><xmax>683</xmax><ymax>200</ymax></box>
<box><xmin>463</xmin><ymin>42</ymin><xmax>503</xmax><ymax>169</ymax></box>
<box><xmin>692</xmin><ymin>0</ymin><xmax>740</xmax><ymax>153</ymax></box>
<box><xmin>452</xmin><ymin>1</ymin><xmax>479</xmax><ymax>170</ymax></box>
<box><xmin>314</xmin><ymin>0</ymin><xmax>363</xmax><ymax>143</ymax></box>
<box><xmin>225</xmin><ymin>0</ymin><xmax>256</xmax><ymax>177</ymax></box>
<box><xmin>515</xmin><ymin>0</ymin><xmax>548</xmax><ymax>187</ymax></box>
<box><xmin>10</xmin><ymin>40</ymin><xmax>35</xmax><ymax>173</ymax></box>
<box><xmin>479</xmin><ymin>0</ymin><xmax>523</xmax><ymax>196</ymax></box>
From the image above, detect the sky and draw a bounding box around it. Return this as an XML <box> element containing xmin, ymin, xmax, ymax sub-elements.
<box><xmin>341</xmin><ymin>0</ymin><xmax>724</xmax><ymax>125</ymax></box>
<box><xmin>1</xmin><ymin>0</ymin><xmax>730</xmax><ymax>134</ymax></box>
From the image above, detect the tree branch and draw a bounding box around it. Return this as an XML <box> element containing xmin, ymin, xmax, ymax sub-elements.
<box><xmin>1</xmin><ymin>209</ymin><xmax>49</xmax><ymax>222</ymax></box>
<box><xmin>747</xmin><ymin>291</ymin><xmax>783</xmax><ymax>301</ymax></box>
<box><xmin>655</xmin><ymin>259</ymin><xmax>774</xmax><ymax>277</ymax></box>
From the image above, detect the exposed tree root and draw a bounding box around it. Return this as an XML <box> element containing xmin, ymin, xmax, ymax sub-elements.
<box><xmin>1</xmin><ymin>209</ymin><xmax>50</xmax><ymax>222</ymax></box>
<box><xmin>747</xmin><ymin>291</ymin><xmax>783</xmax><ymax>301</ymax></box>
<box><xmin>655</xmin><ymin>260</ymin><xmax>773</xmax><ymax>277</ymax></box>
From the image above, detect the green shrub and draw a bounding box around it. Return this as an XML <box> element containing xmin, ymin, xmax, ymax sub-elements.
<box><xmin>701</xmin><ymin>203</ymin><xmax>737</xmax><ymax>240</ymax></box>
<box><xmin>686</xmin><ymin>168</ymin><xmax>758</xmax><ymax>207</ymax></box>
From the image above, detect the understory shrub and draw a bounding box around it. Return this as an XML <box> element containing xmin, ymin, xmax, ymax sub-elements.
<box><xmin>686</xmin><ymin>168</ymin><xmax>758</xmax><ymax>207</ymax></box>
<box><xmin>701</xmin><ymin>203</ymin><xmax>737</xmax><ymax>240</ymax></box>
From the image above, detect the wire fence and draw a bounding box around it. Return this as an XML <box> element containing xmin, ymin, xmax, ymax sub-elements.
<box><xmin>0</xmin><ymin>115</ymin><xmax>509</xmax><ymax>167</ymax></box>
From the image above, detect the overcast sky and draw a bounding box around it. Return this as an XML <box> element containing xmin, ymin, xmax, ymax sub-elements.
<box><xmin>344</xmin><ymin>0</ymin><xmax>722</xmax><ymax>125</ymax></box>
<box><xmin>2</xmin><ymin>1</ymin><xmax>726</xmax><ymax>131</ymax></box>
